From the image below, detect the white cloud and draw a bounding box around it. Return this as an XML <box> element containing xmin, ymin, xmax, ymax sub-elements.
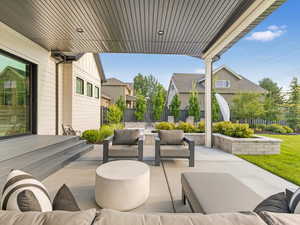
<box><xmin>195</xmin><ymin>68</ymin><xmax>205</xmax><ymax>74</ymax></box>
<box><xmin>246</xmin><ymin>25</ymin><xmax>287</xmax><ymax>42</ymax></box>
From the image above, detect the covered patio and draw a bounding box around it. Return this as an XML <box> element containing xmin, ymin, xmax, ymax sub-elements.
<box><xmin>0</xmin><ymin>0</ymin><xmax>286</xmax><ymax>147</ymax></box>
<box><xmin>43</xmin><ymin>145</ymin><xmax>297</xmax><ymax>213</ymax></box>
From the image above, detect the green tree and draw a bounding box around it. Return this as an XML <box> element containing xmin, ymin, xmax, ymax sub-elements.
<box><xmin>133</xmin><ymin>73</ymin><xmax>148</xmax><ymax>97</ymax></box>
<box><xmin>259</xmin><ymin>78</ymin><xmax>283</xmax><ymax>120</ymax></box>
<box><xmin>152</xmin><ymin>86</ymin><xmax>165</xmax><ymax>121</ymax></box>
<box><xmin>231</xmin><ymin>93</ymin><xmax>264</xmax><ymax>120</ymax></box>
<box><xmin>116</xmin><ymin>96</ymin><xmax>126</xmax><ymax>112</ymax></box>
<box><xmin>116</xmin><ymin>96</ymin><xmax>125</xmax><ymax>120</ymax></box>
<box><xmin>135</xmin><ymin>92</ymin><xmax>147</xmax><ymax>121</ymax></box>
<box><xmin>169</xmin><ymin>94</ymin><xmax>181</xmax><ymax>120</ymax></box>
<box><xmin>212</xmin><ymin>93</ymin><xmax>221</xmax><ymax>121</ymax></box>
<box><xmin>107</xmin><ymin>104</ymin><xmax>122</xmax><ymax>124</ymax></box>
<box><xmin>188</xmin><ymin>84</ymin><xmax>200</xmax><ymax>121</ymax></box>
<box><xmin>286</xmin><ymin>77</ymin><xmax>300</xmax><ymax>130</ymax></box>
<box><xmin>133</xmin><ymin>73</ymin><xmax>166</xmax><ymax>105</ymax></box>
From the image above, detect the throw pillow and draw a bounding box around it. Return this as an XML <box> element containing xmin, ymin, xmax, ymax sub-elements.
<box><xmin>289</xmin><ymin>188</ymin><xmax>300</xmax><ymax>213</ymax></box>
<box><xmin>53</xmin><ymin>184</ymin><xmax>80</xmax><ymax>211</ymax></box>
<box><xmin>254</xmin><ymin>192</ymin><xmax>290</xmax><ymax>213</ymax></box>
<box><xmin>0</xmin><ymin>169</ymin><xmax>52</xmax><ymax>212</ymax></box>
<box><xmin>112</xmin><ymin>129</ymin><xmax>140</xmax><ymax>145</ymax></box>
<box><xmin>159</xmin><ymin>130</ymin><xmax>184</xmax><ymax>145</ymax></box>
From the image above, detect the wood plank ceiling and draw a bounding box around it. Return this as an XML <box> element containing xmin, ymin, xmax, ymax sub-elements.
<box><xmin>0</xmin><ymin>0</ymin><xmax>284</xmax><ymax>58</ymax></box>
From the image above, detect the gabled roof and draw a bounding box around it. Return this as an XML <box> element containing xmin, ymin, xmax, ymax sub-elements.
<box><xmin>171</xmin><ymin>66</ymin><xmax>266</xmax><ymax>94</ymax></box>
<box><xmin>0</xmin><ymin>66</ymin><xmax>26</xmax><ymax>79</ymax></box>
<box><xmin>102</xmin><ymin>78</ymin><xmax>128</xmax><ymax>86</ymax></box>
<box><xmin>93</xmin><ymin>54</ymin><xmax>106</xmax><ymax>82</ymax></box>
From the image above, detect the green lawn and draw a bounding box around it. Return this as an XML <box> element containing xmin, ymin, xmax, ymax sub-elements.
<box><xmin>238</xmin><ymin>134</ymin><xmax>300</xmax><ymax>186</ymax></box>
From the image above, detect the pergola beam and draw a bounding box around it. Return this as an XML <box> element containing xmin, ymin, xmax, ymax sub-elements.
<box><xmin>202</xmin><ymin>0</ymin><xmax>285</xmax><ymax>60</ymax></box>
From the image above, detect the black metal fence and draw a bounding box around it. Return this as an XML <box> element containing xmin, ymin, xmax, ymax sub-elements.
<box><xmin>233</xmin><ymin>118</ymin><xmax>287</xmax><ymax>127</ymax></box>
<box><xmin>101</xmin><ymin>106</ymin><xmax>288</xmax><ymax>126</ymax></box>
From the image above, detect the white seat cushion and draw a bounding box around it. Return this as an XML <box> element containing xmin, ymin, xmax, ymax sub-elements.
<box><xmin>109</xmin><ymin>145</ymin><xmax>138</xmax><ymax>157</ymax></box>
<box><xmin>160</xmin><ymin>145</ymin><xmax>189</xmax><ymax>157</ymax></box>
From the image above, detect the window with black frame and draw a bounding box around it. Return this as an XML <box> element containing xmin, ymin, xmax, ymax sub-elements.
<box><xmin>0</xmin><ymin>50</ymin><xmax>33</xmax><ymax>137</ymax></box>
<box><xmin>87</xmin><ymin>82</ymin><xmax>93</xmax><ymax>97</ymax></box>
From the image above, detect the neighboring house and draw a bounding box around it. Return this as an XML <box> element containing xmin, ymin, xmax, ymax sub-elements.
<box><xmin>101</xmin><ymin>92</ymin><xmax>112</xmax><ymax>107</ymax></box>
<box><xmin>101</xmin><ymin>78</ymin><xmax>136</xmax><ymax>108</ymax></box>
<box><xmin>167</xmin><ymin>66</ymin><xmax>266</xmax><ymax>110</ymax></box>
<box><xmin>0</xmin><ymin>22</ymin><xmax>105</xmax><ymax>138</ymax></box>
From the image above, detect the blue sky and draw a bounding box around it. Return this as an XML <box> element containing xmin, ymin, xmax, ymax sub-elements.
<box><xmin>100</xmin><ymin>0</ymin><xmax>299</xmax><ymax>91</ymax></box>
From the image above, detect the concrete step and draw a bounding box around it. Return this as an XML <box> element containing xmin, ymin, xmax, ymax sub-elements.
<box><xmin>0</xmin><ymin>136</ymin><xmax>93</xmax><ymax>190</ymax></box>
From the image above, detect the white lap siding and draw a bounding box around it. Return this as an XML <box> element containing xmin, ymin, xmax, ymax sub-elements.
<box><xmin>0</xmin><ymin>22</ymin><xmax>56</xmax><ymax>135</ymax></box>
<box><xmin>71</xmin><ymin>53</ymin><xmax>101</xmax><ymax>132</ymax></box>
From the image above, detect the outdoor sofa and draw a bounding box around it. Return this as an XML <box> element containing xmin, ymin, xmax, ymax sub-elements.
<box><xmin>1</xmin><ymin>207</ymin><xmax>299</xmax><ymax>225</ymax></box>
<box><xmin>155</xmin><ymin>130</ymin><xmax>195</xmax><ymax>167</ymax></box>
<box><xmin>103</xmin><ymin>129</ymin><xmax>144</xmax><ymax>163</ymax></box>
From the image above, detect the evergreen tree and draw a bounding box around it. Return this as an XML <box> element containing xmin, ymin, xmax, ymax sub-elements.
<box><xmin>286</xmin><ymin>77</ymin><xmax>300</xmax><ymax>130</ymax></box>
<box><xmin>259</xmin><ymin>78</ymin><xmax>283</xmax><ymax>120</ymax></box>
<box><xmin>188</xmin><ymin>84</ymin><xmax>200</xmax><ymax>121</ymax></box>
<box><xmin>152</xmin><ymin>86</ymin><xmax>165</xmax><ymax>121</ymax></box>
<box><xmin>212</xmin><ymin>93</ymin><xmax>221</xmax><ymax>121</ymax></box>
<box><xmin>135</xmin><ymin>92</ymin><xmax>147</xmax><ymax>121</ymax></box>
<box><xmin>116</xmin><ymin>96</ymin><xmax>126</xmax><ymax>121</ymax></box>
<box><xmin>169</xmin><ymin>94</ymin><xmax>181</xmax><ymax>120</ymax></box>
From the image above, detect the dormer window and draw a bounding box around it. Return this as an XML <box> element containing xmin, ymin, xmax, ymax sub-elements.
<box><xmin>215</xmin><ymin>80</ymin><xmax>230</xmax><ymax>88</ymax></box>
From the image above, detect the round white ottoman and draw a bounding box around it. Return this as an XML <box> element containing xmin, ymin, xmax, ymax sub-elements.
<box><xmin>95</xmin><ymin>160</ymin><xmax>150</xmax><ymax>211</ymax></box>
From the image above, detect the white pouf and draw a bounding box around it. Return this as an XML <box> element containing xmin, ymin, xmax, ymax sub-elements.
<box><xmin>95</xmin><ymin>160</ymin><xmax>150</xmax><ymax>211</ymax></box>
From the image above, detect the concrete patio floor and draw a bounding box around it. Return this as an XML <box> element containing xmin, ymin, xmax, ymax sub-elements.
<box><xmin>42</xmin><ymin>145</ymin><xmax>298</xmax><ymax>213</ymax></box>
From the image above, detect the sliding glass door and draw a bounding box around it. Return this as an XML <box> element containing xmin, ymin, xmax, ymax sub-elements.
<box><xmin>0</xmin><ymin>50</ymin><xmax>34</xmax><ymax>138</ymax></box>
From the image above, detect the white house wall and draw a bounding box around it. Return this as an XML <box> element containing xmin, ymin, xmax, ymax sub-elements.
<box><xmin>0</xmin><ymin>22</ymin><xmax>56</xmax><ymax>135</ymax></box>
<box><xmin>72</xmin><ymin>53</ymin><xmax>101</xmax><ymax>132</ymax></box>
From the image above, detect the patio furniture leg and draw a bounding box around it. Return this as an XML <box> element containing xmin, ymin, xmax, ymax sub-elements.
<box><xmin>182</xmin><ymin>188</ymin><xmax>186</xmax><ymax>205</ymax></box>
<box><xmin>189</xmin><ymin>141</ymin><xmax>195</xmax><ymax>167</ymax></box>
<box><xmin>103</xmin><ymin>142</ymin><xmax>109</xmax><ymax>163</ymax></box>
<box><xmin>155</xmin><ymin>138</ymin><xmax>160</xmax><ymax>166</ymax></box>
<box><xmin>138</xmin><ymin>138</ymin><xmax>143</xmax><ymax>161</ymax></box>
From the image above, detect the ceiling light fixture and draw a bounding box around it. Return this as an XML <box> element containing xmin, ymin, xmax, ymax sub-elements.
<box><xmin>76</xmin><ymin>28</ymin><xmax>84</xmax><ymax>33</ymax></box>
<box><xmin>158</xmin><ymin>30</ymin><xmax>164</xmax><ymax>35</ymax></box>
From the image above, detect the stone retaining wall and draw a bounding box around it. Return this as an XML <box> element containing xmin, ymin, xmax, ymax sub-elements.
<box><xmin>213</xmin><ymin>133</ymin><xmax>281</xmax><ymax>155</ymax></box>
<box><xmin>143</xmin><ymin>132</ymin><xmax>281</xmax><ymax>155</ymax></box>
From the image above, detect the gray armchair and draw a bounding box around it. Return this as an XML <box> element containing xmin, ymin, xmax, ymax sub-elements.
<box><xmin>103</xmin><ymin>129</ymin><xmax>144</xmax><ymax>163</ymax></box>
<box><xmin>155</xmin><ymin>130</ymin><xmax>195</xmax><ymax>167</ymax></box>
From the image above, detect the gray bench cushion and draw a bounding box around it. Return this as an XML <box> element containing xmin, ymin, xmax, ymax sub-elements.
<box><xmin>181</xmin><ymin>173</ymin><xmax>263</xmax><ymax>214</ymax></box>
<box><xmin>160</xmin><ymin>145</ymin><xmax>189</xmax><ymax>157</ymax></box>
<box><xmin>108</xmin><ymin>145</ymin><xmax>138</xmax><ymax>157</ymax></box>
<box><xmin>95</xmin><ymin>209</ymin><xmax>267</xmax><ymax>225</ymax></box>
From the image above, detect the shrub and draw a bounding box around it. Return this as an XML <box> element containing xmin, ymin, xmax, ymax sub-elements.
<box><xmin>255</xmin><ymin>124</ymin><xmax>267</xmax><ymax>130</ymax></box>
<box><xmin>107</xmin><ymin>104</ymin><xmax>123</xmax><ymax>124</ymax></box>
<box><xmin>197</xmin><ymin>121</ymin><xmax>205</xmax><ymax>133</ymax></box>
<box><xmin>81</xmin><ymin>129</ymin><xmax>99</xmax><ymax>143</ymax></box>
<box><xmin>98</xmin><ymin>123</ymin><xmax>125</xmax><ymax>142</ymax></box>
<box><xmin>176</xmin><ymin>122</ymin><xmax>196</xmax><ymax>133</ymax></box>
<box><xmin>213</xmin><ymin>122</ymin><xmax>254</xmax><ymax>138</ymax></box>
<box><xmin>283</xmin><ymin>125</ymin><xmax>294</xmax><ymax>133</ymax></box>
<box><xmin>155</xmin><ymin>122</ymin><xmax>175</xmax><ymax>130</ymax></box>
<box><xmin>265</xmin><ymin>124</ymin><xmax>287</xmax><ymax>134</ymax></box>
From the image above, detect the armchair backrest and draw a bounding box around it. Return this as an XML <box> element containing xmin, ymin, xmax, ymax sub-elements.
<box><xmin>112</xmin><ymin>129</ymin><xmax>141</xmax><ymax>145</ymax></box>
<box><xmin>158</xmin><ymin>130</ymin><xmax>184</xmax><ymax>145</ymax></box>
